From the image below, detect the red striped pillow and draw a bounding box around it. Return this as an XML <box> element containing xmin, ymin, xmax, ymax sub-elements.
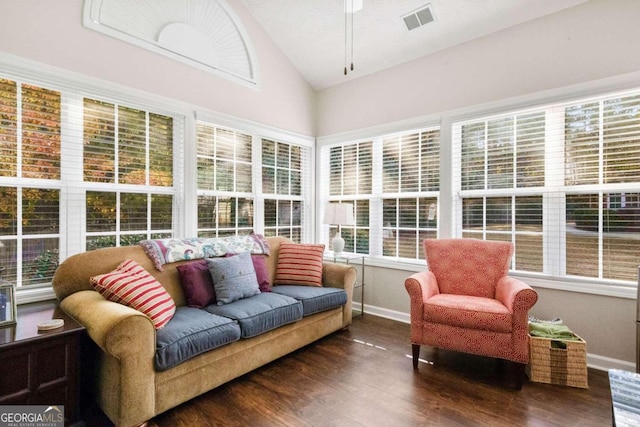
<box><xmin>91</xmin><ymin>259</ymin><xmax>176</xmax><ymax>329</ymax></box>
<box><xmin>275</xmin><ymin>243</ymin><xmax>325</xmax><ymax>287</ymax></box>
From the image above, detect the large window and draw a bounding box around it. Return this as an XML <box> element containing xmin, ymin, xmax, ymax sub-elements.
<box><xmin>563</xmin><ymin>94</ymin><xmax>640</xmax><ymax>282</ymax></box>
<box><xmin>0</xmin><ymin>80</ymin><xmax>61</xmax><ymax>288</ymax></box>
<box><xmin>327</xmin><ymin>141</ymin><xmax>372</xmax><ymax>254</ymax></box>
<box><xmin>196</xmin><ymin>124</ymin><xmax>312</xmax><ymax>242</ymax></box>
<box><xmin>84</xmin><ymin>99</ymin><xmax>175</xmax><ymax>250</ymax></box>
<box><xmin>262</xmin><ymin>139</ymin><xmax>309</xmax><ymax>242</ymax></box>
<box><xmin>458</xmin><ymin>112</ymin><xmax>545</xmax><ymax>272</ymax></box>
<box><xmin>196</xmin><ymin>124</ymin><xmax>254</xmax><ymax>237</ymax></box>
<box><xmin>0</xmin><ymin>76</ymin><xmax>180</xmax><ymax>290</ymax></box>
<box><xmin>381</xmin><ymin>130</ymin><xmax>439</xmax><ymax>260</ymax></box>
<box><xmin>455</xmin><ymin>90</ymin><xmax>640</xmax><ymax>284</ymax></box>
<box><xmin>321</xmin><ymin>127</ymin><xmax>440</xmax><ymax>260</ymax></box>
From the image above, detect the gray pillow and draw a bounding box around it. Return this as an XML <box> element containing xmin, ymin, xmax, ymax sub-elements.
<box><xmin>206</xmin><ymin>252</ymin><xmax>261</xmax><ymax>305</ymax></box>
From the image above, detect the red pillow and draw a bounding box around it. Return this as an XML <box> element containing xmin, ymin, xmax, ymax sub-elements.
<box><xmin>274</xmin><ymin>243</ymin><xmax>325</xmax><ymax>287</ymax></box>
<box><xmin>226</xmin><ymin>253</ymin><xmax>271</xmax><ymax>292</ymax></box>
<box><xmin>91</xmin><ymin>259</ymin><xmax>176</xmax><ymax>329</ymax></box>
<box><xmin>176</xmin><ymin>260</ymin><xmax>216</xmax><ymax>307</ymax></box>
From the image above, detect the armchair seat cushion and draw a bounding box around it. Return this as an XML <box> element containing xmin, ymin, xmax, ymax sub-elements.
<box><xmin>424</xmin><ymin>294</ymin><xmax>512</xmax><ymax>333</ymax></box>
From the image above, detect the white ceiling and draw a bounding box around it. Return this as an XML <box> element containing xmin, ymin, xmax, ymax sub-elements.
<box><xmin>241</xmin><ymin>0</ymin><xmax>590</xmax><ymax>91</ymax></box>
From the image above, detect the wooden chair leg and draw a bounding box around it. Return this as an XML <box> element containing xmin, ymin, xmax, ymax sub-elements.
<box><xmin>506</xmin><ymin>361</ymin><xmax>526</xmax><ymax>390</ymax></box>
<box><xmin>412</xmin><ymin>344</ymin><xmax>420</xmax><ymax>369</ymax></box>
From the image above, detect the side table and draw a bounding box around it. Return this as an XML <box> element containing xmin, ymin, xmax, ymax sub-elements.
<box><xmin>0</xmin><ymin>300</ymin><xmax>85</xmax><ymax>426</ymax></box>
<box><xmin>329</xmin><ymin>253</ymin><xmax>365</xmax><ymax>316</ymax></box>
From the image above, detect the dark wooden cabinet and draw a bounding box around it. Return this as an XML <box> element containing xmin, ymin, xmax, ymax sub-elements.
<box><xmin>0</xmin><ymin>301</ymin><xmax>85</xmax><ymax>426</ymax></box>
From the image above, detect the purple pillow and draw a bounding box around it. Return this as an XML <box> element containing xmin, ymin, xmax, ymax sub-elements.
<box><xmin>226</xmin><ymin>253</ymin><xmax>271</xmax><ymax>292</ymax></box>
<box><xmin>176</xmin><ymin>260</ymin><xmax>216</xmax><ymax>307</ymax></box>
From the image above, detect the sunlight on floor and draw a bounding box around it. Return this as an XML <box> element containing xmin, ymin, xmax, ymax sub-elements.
<box><xmin>353</xmin><ymin>338</ymin><xmax>387</xmax><ymax>351</ymax></box>
<box><xmin>405</xmin><ymin>354</ymin><xmax>434</xmax><ymax>365</ymax></box>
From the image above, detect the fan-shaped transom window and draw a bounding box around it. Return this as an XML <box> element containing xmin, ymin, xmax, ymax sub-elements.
<box><xmin>83</xmin><ymin>0</ymin><xmax>258</xmax><ymax>87</ymax></box>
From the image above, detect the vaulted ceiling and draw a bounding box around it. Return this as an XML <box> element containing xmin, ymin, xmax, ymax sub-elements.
<box><xmin>241</xmin><ymin>0</ymin><xmax>590</xmax><ymax>90</ymax></box>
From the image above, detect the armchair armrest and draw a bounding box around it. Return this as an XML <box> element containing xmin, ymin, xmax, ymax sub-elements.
<box><xmin>322</xmin><ymin>262</ymin><xmax>357</xmax><ymax>327</ymax></box>
<box><xmin>404</xmin><ymin>271</ymin><xmax>440</xmax><ymax>305</ymax></box>
<box><xmin>404</xmin><ymin>271</ymin><xmax>440</xmax><ymax>343</ymax></box>
<box><xmin>495</xmin><ymin>276</ymin><xmax>538</xmax><ymax>313</ymax></box>
<box><xmin>496</xmin><ymin>276</ymin><xmax>538</xmax><ymax>332</ymax></box>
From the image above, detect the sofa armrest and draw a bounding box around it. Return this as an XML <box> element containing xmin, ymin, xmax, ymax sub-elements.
<box><xmin>322</xmin><ymin>262</ymin><xmax>356</xmax><ymax>327</ymax></box>
<box><xmin>59</xmin><ymin>290</ymin><xmax>156</xmax><ymax>427</ymax></box>
<box><xmin>404</xmin><ymin>271</ymin><xmax>440</xmax><ymax>343</ymax></box>
<box><xmin>60</xmin><ymin>290</ymin><xmax>155</xmax><ymax>355</ymax></box>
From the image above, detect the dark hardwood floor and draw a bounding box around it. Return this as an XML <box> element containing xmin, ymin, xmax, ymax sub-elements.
<box><xmin>86</xmin><ymin>315</ymin><xmax>613</xmax><ymax>426</ymax></box>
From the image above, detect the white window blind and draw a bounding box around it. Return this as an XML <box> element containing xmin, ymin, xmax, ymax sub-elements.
<box><xmin>563</xmin><ymin>93</ymin><xmax>640</xmax><ymax>282</ymax></box>
<box><xmin>196</xmin><ymin>123</ymin><xmax>312</xmax><ymax>241</ymax></box>
<box><xmin>382</xmin><ymin>129</ymin><xmax>439</xmax><ymax>260</ymax></box>
<box><xmin>454</xmin><ymin>90</ymin><xmax>640</xmax><ymax>284</ymax></box>
<box><xmin>196</xmin><ymin>123</ymin><xmax>254</xmax><ymax>237</ymax></box>
<box><xmin>262</xmin><ymin>139</ymin><xmax>310</xmax><ymax>243</ymax></box>
<box><xmin>325</xmin><ymin>141</ymin><xmax>373</xmax><ymax>254</ymax></box>
<box><xmin>320</xmin><ymin>126</ymin><xmax>440</xmax><ymax>260</ymax></box>
<box><xmin>0</xmin><ymin>79</ymin><xmax>61</xmax><ymax>288</ymax></box>
<box><xmin>0</xmin><ymin>74</ymin><xmax>181</xmax><ymax>289</ymax></box>
<box><xmin>83</xmin><ymin>98</ymin><xmax>177</xmax><ymax>250</ymax></box>
<box><xmin>457</xmin><ymin>111</ymin><xmax>546</xmax><ymax>272</ymax></box>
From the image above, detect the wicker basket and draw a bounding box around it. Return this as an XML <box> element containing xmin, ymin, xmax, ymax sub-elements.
<box><xmin>526</xmin><ymin>334</ymin><xmax>588</xmax><ymax>389</ymax></box>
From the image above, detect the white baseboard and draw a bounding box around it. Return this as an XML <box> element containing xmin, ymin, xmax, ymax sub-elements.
<box><xmin>587</xmin><ymin>354</ymin><xmax>635</xmax><ymax>372</ymax></box>
<box><xmin>354</xmin><ymin>302</ymin><xmax>636</xmax><ymax>373</ymax></box>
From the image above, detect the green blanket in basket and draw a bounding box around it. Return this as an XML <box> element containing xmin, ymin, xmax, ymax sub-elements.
<box><xmin>528</xmin><ymin>322</ymin><xmax>581</xmax><ymax>341</ymax></box>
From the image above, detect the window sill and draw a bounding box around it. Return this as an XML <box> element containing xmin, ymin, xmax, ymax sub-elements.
<box><xmin>353</xmin><ymin>255</ymin><xmax>637</xmax><ymax>300</ymax></box>
<box><xmin>16</xmin><ymin>287</ymin><xmax>57</xmax><ymax>305</ymax></box>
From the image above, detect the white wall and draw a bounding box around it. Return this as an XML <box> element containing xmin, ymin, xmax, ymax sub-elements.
<box><xmin>317</xmin><ymin>0</ymin><xmax>640</xmax><ymax>136</ymax></box>
<box><xmin>319</xmin><ymin>0</ymin><xmax>640</xmax><ymax>370</ymax></box>
<box><xmin>0</xmin><ymin>0</ymin><xmax>316</xmax><ymax>136</ymax></box>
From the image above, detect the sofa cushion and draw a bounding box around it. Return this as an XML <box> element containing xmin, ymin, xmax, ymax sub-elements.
<box><xmin>155</xmin><ymin>306</ymin><xmax>241</xmax><ymax>371</ymax></box>
<box><xmin>206</xmin><ymin>252</ymin><xmax>261</xmax><ymax>305</ymax></box>
<box><xmin>272</xmin><ymin>285</ymin><xmax>347</xmax><ymax>317</ymax></box>
<box><xmin>90</xmin><ymin>259</ymin><xmax>176</xmax><ymax>329</ymax></box>
<box><xmin>205</xmin><ymin>293</ymin><xmax>303</xmax><ymax>338</ymax></box>
<box><xmin>176</xmin><ymin>260</ymin><xmax>216</xmax><ymax>308</ymax></box>
<box><xmin>274</xmin><ymin>243</ymin><xmax>325</xmax><ymax>287</ymax></box>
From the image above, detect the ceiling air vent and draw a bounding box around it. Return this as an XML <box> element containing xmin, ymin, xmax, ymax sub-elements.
<box><xmin>402</xmin><ymin>4</ymin><xmax>435</xmax><ymax>31</ymax></box>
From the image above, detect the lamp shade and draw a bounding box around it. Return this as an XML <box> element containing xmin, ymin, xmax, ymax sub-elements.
<box><xmin>323</xmin><ymin>203</ymin><xmax>355</xmax><ymax>226</ymax></box>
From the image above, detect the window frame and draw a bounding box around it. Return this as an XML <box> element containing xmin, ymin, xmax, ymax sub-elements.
<box><xmin>194</xmin><ymin>114</ymin><xmax>315</xmax><ymax>244</ymax></box>
<box><xmin>452</xmin><ymin>89</ymin><xmax>640</xmax><ymax>292</ymax></box>
<box><xmin>319</xmin><ymin>125</ymin><xmax>441</xmax><ymax>262</ymax></box>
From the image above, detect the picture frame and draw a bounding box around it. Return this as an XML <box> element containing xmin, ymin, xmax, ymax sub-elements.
<box><xmin>0</xmin><ymin>281</ymin><xmax>16</xmax><ymax>328</ymax></box>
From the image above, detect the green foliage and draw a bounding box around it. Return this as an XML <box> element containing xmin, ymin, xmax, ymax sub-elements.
<box><xmin>572</xmin><ymin>208</ymin><xmax>634</xmax><ymax>232</ymax></box>
<box><xmin>24</xmin><ymin>249</ymin><xmax>58</xmax><ymax>284</ymax></box>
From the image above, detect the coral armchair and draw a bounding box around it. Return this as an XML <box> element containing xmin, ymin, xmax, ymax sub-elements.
<box><xmin>405</xmin><ymin>238</ymin><xmax>538</xmax><ymax>385</ymax></box>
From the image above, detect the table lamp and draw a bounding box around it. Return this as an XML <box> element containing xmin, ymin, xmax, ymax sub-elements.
<box><xmin>323</xmin><ymin>203</ymin><xmax>355</xmax><ymax>254</ymax></box>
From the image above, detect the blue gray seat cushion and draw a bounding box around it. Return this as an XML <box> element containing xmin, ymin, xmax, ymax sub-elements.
<box><xmin>271</xmin><ymin>285</ymin><xmax>347</xmax><ymax>317</ymax></box>
<box><xmin>205</xmin><ymin>292</ymin><xmax>303</xmax><ymax>338</ymax></box>
<box><xmin>155</xmin><ymin>306</ymin><xmax>241</xmax><ymax>371</ymax></box>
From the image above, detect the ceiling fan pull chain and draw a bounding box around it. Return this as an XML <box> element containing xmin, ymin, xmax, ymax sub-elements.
<box><xmin>351</xmin><ymin>1</ymin><xmax>354</xmax><ymax>72</ymax></box>
<box><xmin>344</xmin><ymin>2</ymin><xmax>348</xmax><ymax>75</ymax></box>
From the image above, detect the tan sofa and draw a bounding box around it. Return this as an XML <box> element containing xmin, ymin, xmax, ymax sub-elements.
<box><xmin>52</xmin><ymin>237</ymin><xmax>356</xmax><ymax>427</ymax></box>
